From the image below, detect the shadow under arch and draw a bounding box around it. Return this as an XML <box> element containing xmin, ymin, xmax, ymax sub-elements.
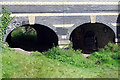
<box><xmin>70</xmin><ymin>23</ymin><xmax>115</xmax><ymax>54</ymax></box>
<box><xmin>6</xmin><ymin>24</ymin><xmax>58</xmax><ymax>52</ymax></box>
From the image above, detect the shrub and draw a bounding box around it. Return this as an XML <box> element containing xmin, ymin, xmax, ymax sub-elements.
<box><xmin>44</xmin><ymin>47</ymin><xmax>94</xmax><ymax>68</ymax></box>
<box><xmin>88</xmin><ymin>42</ymin><xmax>119</xmax><ymax>67</ymax></box>
<box><xmin>0</xmin><ymin>7</ymin><xmax>14</xmax><ymax>42</ymax></box>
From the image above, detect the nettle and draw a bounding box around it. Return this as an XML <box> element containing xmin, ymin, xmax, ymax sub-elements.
<box><xmin>0</xmin><ymin>7</ymin><xmax>14</xmax><ymax>43</ymax></box>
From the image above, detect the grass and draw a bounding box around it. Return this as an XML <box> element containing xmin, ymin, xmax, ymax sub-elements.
<box><xmin>1</xmin><ymin>44</ymin><xmax>119</xmax><ymax>78</ymax></box>
<box><xmin>0</xmin><ymin>46</ymin><xmax>2</xmax><ymax>79</ymax></box>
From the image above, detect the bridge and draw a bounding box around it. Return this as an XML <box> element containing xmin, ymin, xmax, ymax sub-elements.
<box><xmin>0</xmin><ymin>0</ymin><xmax>120</xmax><ymax>53</ymax></box>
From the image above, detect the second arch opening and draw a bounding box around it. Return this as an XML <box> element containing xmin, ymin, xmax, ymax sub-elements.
<box><xmin>70</xmin><ymin>23</ymin><xmax>115</xmax><ymax>53</ymax></box>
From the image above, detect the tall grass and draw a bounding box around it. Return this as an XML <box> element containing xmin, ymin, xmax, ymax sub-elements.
<box><xmin>89</xmin><ymin>43</ymin><xmax>120</xmax><ymax>67</ymax></box>
<box><xmin>44</xmin><ymin>47</ymin><xmax>95</xmax><ymax>68</ymax></box>
<box><xmin>0</xmin><ymin>47</ymin><xmax>2</xmax><ymax>79</ymax></box>
<box><xmin>1</xmin><ymin>42</ymin><xmax>119</xmax><ymax>78</ymax></box>
<box><xmin>44</xmin><ymin>43</ymin><xmax>119</xmax><ymax>68</ymax></box>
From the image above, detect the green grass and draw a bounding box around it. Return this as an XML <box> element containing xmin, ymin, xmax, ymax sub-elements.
<box><xmin>1</xmin><ymin>46</ymin><xmax>119</xmax><ymax>78</ymax></box>
<box><xmin>0</xmin><ymin>47</ymin><xmax>2</xmax><ymax>79</ymax></box>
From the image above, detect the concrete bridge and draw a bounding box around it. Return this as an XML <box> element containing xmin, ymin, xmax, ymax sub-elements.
<box><xmin>0</xmin><ymin>0</ymin><xmax>120</xmax><ymax>52</ymax></box>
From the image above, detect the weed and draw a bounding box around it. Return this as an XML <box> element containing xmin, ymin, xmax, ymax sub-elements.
<box><xmin>44</xmin><ymin>47</ymin><xmax>95</xmax><ymax>68</ymax></box>
<box><xmin>0</xmin><ymin>7</ymin><xmax>14</xmax><ymax>42</ymax></box>
<box><xmin>89</xmin><ymin>42</ymin><xmax>119</xmax><ymax>67</ymax></box>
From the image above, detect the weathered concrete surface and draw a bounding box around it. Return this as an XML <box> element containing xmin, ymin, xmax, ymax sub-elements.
<box><xmin>3</xmin><ymin>5</ymin><xmax>118</xmax><ymax>13</ymax></box>
<box><xmin>13</xmin><ymin>48</ymin><xmax>33</xmax><ymax>55</ymax></box>
<box><xmin>82</xmin><ymin>54</ymin><xmax>90</xmax><ymax>58</ymax></box>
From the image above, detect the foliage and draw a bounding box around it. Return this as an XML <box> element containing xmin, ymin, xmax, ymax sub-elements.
<box><xmin>0</xmin><ymin>7</ymin><xmax>14</xmax><ymax>42</ymax></box>
<box><xmin>43</xmin><ymin>42</ymin><xmax>119</xmax><ymax>68</ymax></box>
<box><xmin>0</xmin><ymin>7</ymin><xmax>14</xmax><ymax>78</ymax></box>
<box><xmin>2</xmin><ymin>47</ymin><xmax>118</xmax><ymax>78</ymax></box>
<box><xmin>11</xmin><ymin>26</ymin><xmax>37</xmax><ymax>43</ymax></box>
<box><xmin>89</xmin><ymin>42</ymin><xmax>120</xmax><ymax>67</ymax></box>
<box><xmin>44</xmin><ymin>47</ymin><xmax>94</xmax><ymax>68</ymax></box>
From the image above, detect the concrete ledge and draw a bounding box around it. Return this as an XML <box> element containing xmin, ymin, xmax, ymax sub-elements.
<box><xmin>59</xmin><ymin>45</ymin><xmax>69</xmax><ymax>48</ymax></box>
<box><xmin>53</xmin><ymin>24</ymin><xmax>74</xmax><ymax>28</ymax></box>
<box><xmin>111</xmin><ymin>23</ymin><xmax>120</xmax><ymax>26</ymax></box>
<box><xmin>58</xmin><ymin>40</ymin><xmax>70</xmax><ymax>45</ymax></box>
<box><xmin>61</xmin><ymin>35</ymin><xmax>67</xmax><ymax>39</ymax></box>
<box><xmin>115</xmin><ymin>38</ymin><xmax>118</xmax><ymax>43</ymax></box>
<box><xmin>0</xmin><ymin>13</ymin><xmax>119</xmax><ymax>17</ymax></box>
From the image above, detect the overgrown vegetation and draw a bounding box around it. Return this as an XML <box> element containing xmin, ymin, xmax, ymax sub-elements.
<box><xmin>0</xmin><ymin>46</ymin><xmax>2</xmax><ymax>79</ymax></box>
<box><xmin>0</xmin><ymin>6</ymin><xmax>14</xmax><ymax>79</ymax></box>
<box><xmin>1</xmin><ymin>43</ymin><xmax>119</xmax><ymax>78</ymax></box>
<box><xmin>43</xmin><ymin>43</ymin><xmax>119</xmax><ymax>69</ymax></box>
<box><xmin>0</xmin><ymin>7</ymin><xmax>14</xmax><ymax>42</ymax></box>
<box><xmin>44</xmin><ymin>47</ymin><xmax>94</xmax><ymax>68</ymax></box>
<box><xmin>89</xmin><ymin>43</ymin><xmax>119</xmax><ymax>67</ymax></box>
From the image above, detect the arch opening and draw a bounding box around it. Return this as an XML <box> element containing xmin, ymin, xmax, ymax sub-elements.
<box><xmin>6</xmin><ymin>24</ymin><xmax>58</xmax><ymax>52</ymax></box>
<box><xmin>70</xmin><ymin>23</ymin><xmax>115</xmax><ymax>54</ymax></box>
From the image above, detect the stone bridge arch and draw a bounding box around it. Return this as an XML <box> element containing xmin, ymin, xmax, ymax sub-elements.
<box><xmin>68</xmin><ymin>22</ymin><xmax>116</xmax><ymax>40</ymax></box>
<box><xmin>4</xmin><ymin>17</ymin><xmax>58</xmax><ymax>42</ymax></box>
<box><xmin>69</xmin><ymin>22</ymin><xmax>115</xmax><ymax>53</ymax></box>
<box><xmin>4</xmin><ymin>17</ymin><xmax>59</xmax><ymax>52</ymax></box>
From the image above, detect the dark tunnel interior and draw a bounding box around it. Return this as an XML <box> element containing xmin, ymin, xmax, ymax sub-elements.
<box><xmin>6</xmin><ymin>24</ymin><xmax>58</xmax><ymax>52</ymax></box>
<box><xmin>117</xmin><ymin>14</ymin><xmax>120</xmax><ymax>42</ymax></box>
<box><xmin>70</xmin><ymin>23</ymin><xmax>115</xmax><ymax>54</ymax></box>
